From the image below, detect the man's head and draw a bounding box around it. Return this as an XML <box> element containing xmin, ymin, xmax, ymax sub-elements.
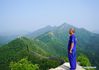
<box><xmin>69</xmin><ymin>28</ymin><xmax>75</xmax><ymax>35</ymax></box>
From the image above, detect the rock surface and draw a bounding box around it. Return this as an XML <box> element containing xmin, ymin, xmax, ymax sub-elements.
<box><xmin>49</xmin><ymin>62</ymin><xmax>85</xmax><ymax>70</ymax></box>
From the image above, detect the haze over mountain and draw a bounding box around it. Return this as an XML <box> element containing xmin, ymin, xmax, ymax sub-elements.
<box><xmin>27</xmin><ymin>23</ymin><xmax>99</xmax><ymax>70</ymax></box>
<box><xmin>1</xmin><ymin>0</ymin><xmax>99</xmax><ymax>69</ymax></box>
<box><xmin>0</xmin><ymin>23</ymin><xmax>99</xmax><ymax>70</ymax></box>
<box><xmin>1</xmin><ymin>0</ymin><xmax>99</xmax><ymax>34</ymax></box>
<box><xmin>0</xmin><ymin>31</ymin><xmax>30</xmax><ymax>45</ymax></box>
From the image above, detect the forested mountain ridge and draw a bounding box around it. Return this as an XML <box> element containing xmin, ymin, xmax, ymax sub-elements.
<box><xmin>0</xmin><ymin>37</ymin><xmax>66</xmax><ymax>70</ymax></box>
<box><xmin>0</xmin><ymin>23</ymin><xmax>99</xmax><ymax>70</ymax></box>
<box><xmin>30</xmin><ymin>23</ymin><xmax>99</xmax><ymax>70</ymax></box>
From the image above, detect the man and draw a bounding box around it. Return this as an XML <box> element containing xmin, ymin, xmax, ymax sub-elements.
<box><xmin>68</xmin><ymin>28</ymin><xmax>77</xmax><ymax>70</ymax></box>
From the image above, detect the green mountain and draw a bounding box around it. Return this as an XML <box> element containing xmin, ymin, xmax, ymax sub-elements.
<box><xmin>0</xmin><ymin>35</ymin><xmax>16</xmax><ymax>45</ymax></box>
<box><xmin>0</xmin><ymin>23</ymin><xmax>99</xmax><ymax>70</ymax></box>
<box><xmin>30</xmin><ymin>23</ymin><xmax>99</xmax><ymax>70</ymax></box>
<box><xmin>0</xmin><ymin>37</ymin><xmax>63</xmax><ymax>70</ymax></box>
<box><xmin>27</xmin><ymin>25</ymin><xmax>56</xmax><ymax>38</ymax></box>
<box><xmin>0</xmin><ymin>31</ymin><xmax>30</xmax><ymax>45</ymax></box>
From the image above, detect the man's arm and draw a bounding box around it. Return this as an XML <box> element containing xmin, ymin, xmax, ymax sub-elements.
<box><xmin>70</xmin><ymin>42</ymin><xmax>74</xmax><ymax>53</ymax></box>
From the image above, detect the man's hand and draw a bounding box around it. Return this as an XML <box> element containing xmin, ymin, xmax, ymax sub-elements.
<box><xmin>69</xmin><ymin>42</ymin><xmax>74</xmax><ymax>53</ymax></box>
<box><xmin>70</xmin><ymin>50</ymin><xmax>72</xmax><ymax>53</ymax></box>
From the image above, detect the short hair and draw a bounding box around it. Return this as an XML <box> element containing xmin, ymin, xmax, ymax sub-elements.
<box><xmin>70</xmin><ymin>28</ymin><xmax>75</xmax><ymax>33</ymax></box>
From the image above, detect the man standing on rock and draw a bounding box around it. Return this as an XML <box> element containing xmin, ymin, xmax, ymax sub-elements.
<box><xmin>68</xmin><ymin>28</ymin><xmax>77</xmax><ymax>70</ymax></box>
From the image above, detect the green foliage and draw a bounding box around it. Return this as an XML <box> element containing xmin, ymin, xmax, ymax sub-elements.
<box><xmin>0</xmin><ymin>37</ymin><xmax>62</xmax><ymax>70</ymax></box>
<box><xmin>35</xmin><ymin>32</ymin><xmax>66</xmax><ymax>56</ymax></box>
<box><xmin>77</xmin><ymin>54</ymin><xmax>96</xmax><ymax>70</ymax></box>
<box><xmin>38</xmin><ymin>58</ymin><xmax>61</xmax><ymax>70</ymax></box>
<box><xmin>65</xmin><ymin>57</ymin><xmax>69</xmax><ymax>62</ymax></box>
<box><xmin>77</xmin><ymin>54</ymin><xmax>91</xmax><ymax>66</ymax></box>
<box><xmin>9</xmin><ymin>58</ymin><xmax>39</xmax><ymax>70</ymax></box>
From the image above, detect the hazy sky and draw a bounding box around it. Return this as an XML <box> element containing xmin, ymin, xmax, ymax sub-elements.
<box><xmin>0</xmin><ymin>0</ymin><xmax>99</xmax><ymax>34</ymax></box>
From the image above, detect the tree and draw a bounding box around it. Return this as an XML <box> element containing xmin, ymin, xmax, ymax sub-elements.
<box><xmin>77</xmin><ymin>54</ymin><xmax>95</xmax><ymax>70</ymax></box>
<box><xmin>9</xmin><ymin>58</ymin><xmax>39</xmax><ymax>70</ymax></box>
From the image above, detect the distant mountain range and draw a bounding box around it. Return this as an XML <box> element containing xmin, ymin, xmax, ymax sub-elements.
<box><xmin>0</xmin><ymin>23</ymin><xmax>99</xmax><ymax>70</ymax></box>
<box><xmin>0</xmin><ymin>31</ymin><xmax>30</xmax><ymax>45</ymax></box>
<box><xmin>93</xmin><ymin>30</ymin><xmax>99</xmax><ymax>34</ymax></box>
<box><xmin>27</xmin><ymin>23</ymin><xmax>99</xmax><ymax>70</ymax></box>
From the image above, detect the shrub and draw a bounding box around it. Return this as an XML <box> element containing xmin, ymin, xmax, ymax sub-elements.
<box><xmin>9</xmin><ymin>58</ymin><xmax>39</xmax><ymax>70</ymax></box>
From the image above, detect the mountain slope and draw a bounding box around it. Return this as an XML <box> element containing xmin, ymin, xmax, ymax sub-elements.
<box><xmin>33</xmin><ymin>23</ymin><xmax>99</xmax><ymax>70</ymax></box>
<box><xmin>0</xmin><ymin>37</ymin><xmax>44</xmax><ymax>70</ymax></box>
<box><xmin>27</xmin><ymin>25</ymin><xmax>56</xmax><ymax>38</ymax></box>
<box><xmin>0</xmin><ymin>23</ymin><xmax>99</xmax><ymax>70</ymax></box>
<box><xmin>35</xmin><ymin>31</ymin><xmax>66</xmax><ymax>56</ymax></box>
<box><xmin>0</xmin><ymin>37</ymin><xmax>65</xmax><ymax>70</ymax></box>
<box><xmin>0</xmin><ymin>35</ymin><xmax>17</xmax><ymax>45</ymax></box>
